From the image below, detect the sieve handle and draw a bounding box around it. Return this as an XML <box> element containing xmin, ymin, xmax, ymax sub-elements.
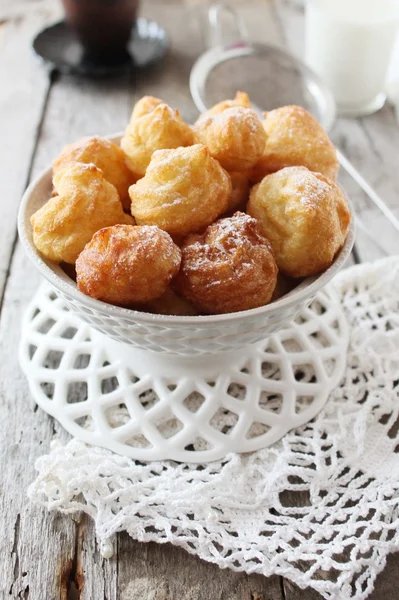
<box><xmin>337</xmin><ymin>149</ymin><xmax>399</xmax><ymax>235</ymax></box>
<box><xmin>208</xmin><ymin>3</ymin><xmax>249</xmax><ymax>48</ymax></box>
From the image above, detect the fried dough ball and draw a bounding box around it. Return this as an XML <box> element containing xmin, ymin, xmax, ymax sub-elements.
<box><xmin>175</xmin><ymin>212</ymin><xmax>278</xmax><ymax>314</ymax></box>
<box><xmin>129</xmin><ymin>144</ymin><xmax>231</xmax><ymax>237</ymax></box>
<box><xmin>121</xmin><ymin>103</ymin><xmax>196</xmax><ymax>177</ymax></box>
<box><xmin>194</xmin><ymin>106</ymin><xmax>266</xmax><ymax>172</ymax></box>
<box><xmin>247</xmin><ymin>166</ymin><xmax>351</xmax><ymax>278</ymax></box>
<box><xmin>76</xmin><ymin>225</ymin><xmax>181</xmax><ymax>306</ymax></box>
<box><xmin>202</xmin><ymin>91</ymin><xmax>251</xmax><ymax>117</ymax></box>
<box><xmin>146</xmin><ymin>287</ymin><xmax>199</xmax><ymax>316</ymax></box>
<box><xmin>249</xmin><ymin>105</ymin><xmax>339</xmax><ymax>183</ymax></box>
<box><xmin>129</xmin><ymin>95</ymin><xmax>163</xmax><ymax>121</ymax></box>
<box><xmin>31</xmin><ymin>163</ymin><xmax>134</xmax><ymax>264</ymax></box>
<box><xmin>226</xmin><ymin>171</ymin><xmax>250</xmax><ymax>212</ymax></box>
<box><xmin>52</xmin><ymin>136</ymin><xmax>137</xmax><ymax>210</ymax></box>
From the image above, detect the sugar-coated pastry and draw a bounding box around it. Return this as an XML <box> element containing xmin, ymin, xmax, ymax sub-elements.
<box><xmin>121</xmin><ymin>103</ymin><xmax>196</xmax><ymax>177</ymax></box>
<box><xmin>249</xmin><ymin>105</ymin><xmax>339</xmax><ymax>183</ymax></box>
<box><xmin>52</xmin><ymin>136</ymin><xmax>137</xmax><ymax>210</ymax></box>
<box><xmin>175</xmin><ymin>212</ymin><xmax>278</xmax><ymax>314</ymax></box>
<box><xmin>76</xmin><ymin>225</ymin><xmax>181</xmax><ymax>306</ymax></box>
<box><xmin>129</xmin><ymin>144</ymin><xmax>231</xmax><ymax>237</ymax></box>
<box><xmin>202</xmin><ymin>91</ymin><xmax>251</xmax><ymax>117</ymax></box>
<box><xmin>247</xmin><ymin>166</ymin><xmax>350</xmax><ymax>278</ymax></box>
<box><xmin>146</xmin><ymin>287</ymin><xmax>199</xmax><ymax>316</ymax></box>
<box><xmin>226</xmin><ymin>171</ymin><xmax>250</xmax><ymax>212</ymax></box>
<box><xmin>194</xmin><ymin>106</ymin><xmax>266</xmax><ymax>172</ymax></box>
<box><xmin>129</xmin><ymin>95</ymin><xmax>163</xmax><ymax>122</ymax></box>
<box><xmin>31</xmin><ymin>163</ymin><xmax>134</xmax><ymax>264</ymax></box>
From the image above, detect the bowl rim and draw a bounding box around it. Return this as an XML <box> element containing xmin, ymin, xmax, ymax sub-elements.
<box><xmin>18</xmin><ymin>139</ymin><xmax>355</xmax><ymax>326</ymax></box>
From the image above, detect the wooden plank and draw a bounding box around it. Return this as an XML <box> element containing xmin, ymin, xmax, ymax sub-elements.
<box><xmin>75</xmin><ymin>515</ymin><xmax>118</xmax><ymax>600</ymax></box>
<box><xmin>371</xmin><ymin>554</ymin><xmax>399</xmax><ymax>599</ymax></box>
<box><xmin>118</xmin><ymin>534</ymin><xmax>283</xmax><ymax>600</ymax></box>
<box><xmin>130</xmin><ymin>0</ymin><xmax>202</xmax><ymax>123</ymax></box>
<box><xmin>30</xmin><ymin>75</ymin><xmax>133</xmax><ymax>178</ymax></box>
<box><xmin>0</xmin><ymin>2</ymin><xmax>79</xmax><ymax>599</ymax></box>
<box><xmin>0</xmin><ymin>244</ymin><xmax>77</xmax><ymax>600</ymax></box>
<box><xmin>0</xmin><ymin>0</ymin><xmax>60</xmax><ymax>301</ymax></box>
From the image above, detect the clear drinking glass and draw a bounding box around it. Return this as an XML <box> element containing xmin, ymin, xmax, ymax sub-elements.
<box><xmin>305</xmin><ymin>0</ymin><xmax>399</xmax><ymax>116</ymax></box>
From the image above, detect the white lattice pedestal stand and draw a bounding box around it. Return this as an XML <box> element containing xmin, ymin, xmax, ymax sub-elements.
<box><xmin>20</xmin><ymin>284</ymin><xmax>349</xmax><ymax>462</ymax></box>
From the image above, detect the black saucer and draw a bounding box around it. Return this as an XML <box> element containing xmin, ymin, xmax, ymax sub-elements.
<box><xmin>33</xmin><ymin>18</ymin><xmax>168</xmax><ymax>77</ymax></box>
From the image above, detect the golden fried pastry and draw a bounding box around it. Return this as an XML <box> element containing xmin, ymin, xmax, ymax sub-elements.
<box><xmin>249</xmin><ymin>105</ymin><xmax>339</xmax><ymax>183</ymax></box>
<box><xmin>121</xmin><ymin>103</ymin><xmax>196</xmax><ymax>177</ymax></box>
<box><xmin>76</xmin><ymin>225</ymin><xmax>181</xmax><ymax>306</ymax></box>
<box><xmin>226</xmin><ymin>171</ymin><xmax>250</xmax><ymax>212</ymax></box>
<box><xmin>202</xmin><ymin>91</ymin><xmax>251</xmax><ymax>117</ymax></box>
<box><xmin>129</xmin><ymin>144</ymin><xmax>231</xmax><ymax>238</ymax></box>
<box><xmin>52</xmin><ymin>136</ymin><xmax>137</xmax><ymax>210</ymax></box>
<box><xmin>146</xmin><ymin>287</ymin><xmax>199</xmax><ymax>316</ymax></box>
<box><xmin>31</xmin><ymin>163</ymin><xmax>134</xmax><ymax>264</ymax></box>
<box><xmin>194</xmin><ymin>106</ymin><xmax>266</xmax><ymax>172</ymax></box>
<box><xmin>129</xmin><ymin>95</ymin><xmax>163</xmax><ymax>121</ymax></box>
<box><xmin>248</xmin><ymin>166</ymin><xmax>351</xmax><ymax>278</ymax></box>
<box><xmin>175</xmin><ymin>212</ymin><xmax>278</xmax><ymax>314</ymax></box>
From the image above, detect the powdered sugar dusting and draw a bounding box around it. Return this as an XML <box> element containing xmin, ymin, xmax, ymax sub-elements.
<box><xmin>180</xmin><ymin>212</ymin><xmax>276</xmax><ymax>287</ymax></box>
<box><xmin>280</xmin><ymin>166</ymin><xmax>339</xmax><ymax>210</ymax></box>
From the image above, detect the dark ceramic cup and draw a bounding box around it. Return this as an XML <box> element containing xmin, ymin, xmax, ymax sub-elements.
<box><xmin>62</xmin><ymin>0</ymin><xmax>140</xmax><ymax>64</ymax></box>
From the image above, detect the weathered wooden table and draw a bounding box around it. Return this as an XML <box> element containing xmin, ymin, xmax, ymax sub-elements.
<box><xmin>1</xmin><ymin>0</ymin><xmax>399</xmax><ymax>598</ymax></box>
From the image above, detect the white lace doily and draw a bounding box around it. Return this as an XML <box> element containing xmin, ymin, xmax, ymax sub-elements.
<box><xmin>28</xmin><ymin>257</ymin><xmax>399</xmax><ymax>600</ymax></box>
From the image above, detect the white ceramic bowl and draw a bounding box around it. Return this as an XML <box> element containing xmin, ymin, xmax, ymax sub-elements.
<box><xmin>18</xmin><ymin>137</ymin><xmax>355</xmax><ymax>356</ymax></box>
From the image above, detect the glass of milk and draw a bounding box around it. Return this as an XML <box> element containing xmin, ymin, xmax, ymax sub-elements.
<box><xmin>305</xmin><ymin>0</ymin><xmax>399</xmax><ymax>116</ymax></box>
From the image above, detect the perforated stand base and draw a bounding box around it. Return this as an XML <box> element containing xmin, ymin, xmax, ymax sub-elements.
<box><xmin>19</xmin><ymin>284</ymin><xmax>349</xmax><ymax>462</ymax></box>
